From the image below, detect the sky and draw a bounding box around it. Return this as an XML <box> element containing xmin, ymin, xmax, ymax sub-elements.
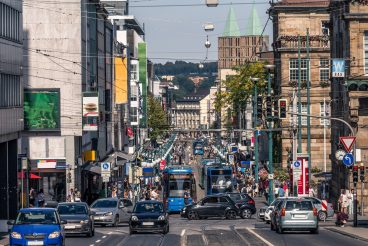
<box><xmin>130</xmin><ymin>0</ymin><xmax>273</xmax><ymax>64</ymax></box>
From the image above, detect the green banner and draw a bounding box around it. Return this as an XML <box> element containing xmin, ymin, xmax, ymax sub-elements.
<box><xmin>24</xmin><ymin>90</ymin><xmax>60</xmax><ymax>130</ymax></box>
<box><xmin>138</xmin><ymin>42</ymin><xmax>147</xmax><ymax>128</ymax></box>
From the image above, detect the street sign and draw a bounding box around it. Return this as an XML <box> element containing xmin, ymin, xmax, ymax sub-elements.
<box><xmin>339</xmin><ymin>136</ymin><xmax>356</xmax><ymax>153</ymax></box>
<box><xmin>343</xmin><ymin>153</ymin><xmax>354</xmax><ymax>167</ymax></box>
<box><xmin>101</xmin><ymin>173</ymin><xmax>110</xmax><ymax>178</ymax></box>
<box><xmin>101</xmin><ymin>162</ymin><xmax>111</xmax><ymax>172</ymax></box>
<box><xmin>293</xmin><ymin>161</ymin><xmax>301</xmax><ymax>169</ymax></box>
<box><xmin>102</xmin><ymin>176</ymin><xmax>109</xmax><ymax>182</ymax></box>
<box><xmin>332</xmin><ymin>59</ymin><xmax>345</xmax><ymax>77</ymax></box>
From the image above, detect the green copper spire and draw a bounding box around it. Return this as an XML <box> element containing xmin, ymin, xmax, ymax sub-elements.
<box><xmin>245</xmin><ymin>1</ymin><xmax>262</xmax><ymax>35</ymax></box>
<box><xmin>222</xmin><ymin>6</ymin><xmax>240</xmax><ymax>37</ymax></box>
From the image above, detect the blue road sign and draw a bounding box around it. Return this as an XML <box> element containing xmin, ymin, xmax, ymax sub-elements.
<box><xmin>332</xmin><ymin>59</ymin><xmax>345</xmax><ymax>78</ymax></box>
<box><xmin>101</xmin><ymin>162</ymin><xmax>110</xmax><ymax>171</ymax></box>
<box><xmin>293</xmin><ymin>161</ymin><xmax>301</xmax><ymax>168</ymax></box>
<box><xmin>342</xmin><ymin>153</ymin><xmax>354</xmax><ymax>167</ymax></box>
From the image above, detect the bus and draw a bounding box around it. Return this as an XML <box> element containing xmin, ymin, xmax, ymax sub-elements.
<box><xmin>193</xmin><ymin>140</ymin><xmax>204</xmax><ymax>155</ymax></box>
<box><xmin>162</xmin><ymin>166</ymin><xmax>197</xmax><ymax>213</ymax></box>
<box><xmin>204</xmin><ymin>164</ymin><xmax>233</xmax><ymax>195</ymax></box>
<box><xmin>199</xmin><ymin>158</ymin><xmax>219</xmax><ymax>189</ymax></box>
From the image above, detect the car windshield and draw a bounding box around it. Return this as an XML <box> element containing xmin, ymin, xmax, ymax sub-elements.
<box><xmin>134</xmin><ymin>203</ymin><xmax>164</xmax><ymax>213</ymax></box>
<box><xmin>91</xmin><ymin>200</ymin><xmax>117</xmax><ymax>208</ymax></box>
<box><xmin>285</xmin><ymin>201</ymin><xmax>314</xmax><ymax>211</ymax></box>
<box><xmin>58</xmin><ymin>204</ymin><xmax>87</xmax><ymax>215</ymax></box>
<box><xmin>15</xmin><ymin>211</ymin><xmax>58</xmax><ymax>225</ymax></box>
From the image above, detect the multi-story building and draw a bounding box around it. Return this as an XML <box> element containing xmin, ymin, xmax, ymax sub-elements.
<box><xmin>330</xmin><ymin>0</ymin><xmax>368</xmax><ymax>211</ymax></box>
<box><xmin>269</xmin><ymin>0</ymin><xmax>331</xmax><ymax>172</ymax></box>
<box><xmin>0</xmin><ymin>0</ymin><xmax>23</xmax><ymax>232</ymax></box>
<box><xmin>22</xmin><ymin>0</ymin><xmax>114</xmax><ymax>204</ymax></box>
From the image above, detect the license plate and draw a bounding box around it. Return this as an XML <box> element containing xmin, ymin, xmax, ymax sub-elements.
<box><xmin>65</xmin><ymin>225</ymin><xmax>76</xmax><ymax>229</ymax></box>
<box><xmin>27</xmin><ymin>241</ymin><xmax>44</xmax><ymax>246</ymax></box>
<box><xmin>142</xmin><ymin>222</ymin><xmax>154</xmax><ymax>226</ymax></box>
<box><xmin>293</xmin><ymin>214</ymin><xmax>307</xmax><ymax>219</ymax></box>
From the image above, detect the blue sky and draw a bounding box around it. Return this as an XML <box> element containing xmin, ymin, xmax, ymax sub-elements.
<box><xmin>131</xmin><ymin>0</ymin><xmax>272</xmax><ymax>63</ymax></box>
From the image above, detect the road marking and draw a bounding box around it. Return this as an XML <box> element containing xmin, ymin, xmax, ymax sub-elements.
<box><xmin>181</xmin><ymin>229</ymin><xmax>186</xmax><ymax>237</ymax></box>
<box><xmin>180</xmin><ymin>229</ymin><xmax>187</xmax><ymax>246</ymax></box>
<box><xmin>108</xmin><ymin>232</ymin><xmax>112</xmax><ymax>234</ymax></box>
<box><xmin>95</xmin><ymin>239</ymin><xmax>101</xmax><ymax>243</ymax></box>
<box><xmin>246</xmin><ymin>228</ymin><xmax>274</xmax><ymax>246</ymax></box>
<box><xmin>89</xmin><ymin>245</ymin><xmax>94</xmax><ymax>246</ymax></box>
<box><xmin>102</xmin><ymin>236</ymin><xmax>107</xmax><ymax>239</ymax></box>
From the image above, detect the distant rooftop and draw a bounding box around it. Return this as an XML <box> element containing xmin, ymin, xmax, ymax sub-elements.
<box><xmin>274</xmin><ymin>0</ymin><xmax>330</xmax><ymax>7</ymax></box>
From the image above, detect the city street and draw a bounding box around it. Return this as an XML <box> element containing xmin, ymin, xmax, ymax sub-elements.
<box><xmin>66</xmin><ymin>215</ymin><xmax>366</xmax><ymax>246</ymax></box>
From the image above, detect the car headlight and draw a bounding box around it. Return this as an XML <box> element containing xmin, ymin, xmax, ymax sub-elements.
<box><xmin>104</xmin><ymin>212</ymin><xmax>113</xmax><ymax>216</ymax></box>
<box><xmin>80</xmin><ymin>220</ymin><xmax>89</xmax><ymax>224</ymax></box>
<box><xmin>158</xmin><ymin>215</ymin><xmax>165</xmax><ymax>221</ymax></box>
<box><xmin>131</xmin><ymin>216</ymin><xmax>139</xmax><ymax>221</ymax></box>
<box><xmin>48</xmin><ymin>231</ymin><xmax>60</xmax><ymax>239</ymax></box>
<box><xmin>11</xmin><ymin>232</ymin><xmax>22</xmax><ymax>239</ymax></box>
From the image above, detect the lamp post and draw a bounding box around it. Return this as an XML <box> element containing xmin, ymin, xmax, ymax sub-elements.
<box><xmin>264</xmin><ymin>64</ymin><xmax>275</xmax><ymax>204</ymax></box>
<box><xmin>251</xmin><ymin>77</ymin><xmax>260</xmax><ymax>183</ymax></box>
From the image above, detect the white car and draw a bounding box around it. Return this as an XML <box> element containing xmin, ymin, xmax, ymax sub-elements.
<box><xmin>264</xmin><ymin>198</ymin><xmax>284</xmax><ymax>223</ymax></box>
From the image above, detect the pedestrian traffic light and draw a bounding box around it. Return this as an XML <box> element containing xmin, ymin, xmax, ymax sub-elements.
<box><xmin>257</xmin><ymin>96</ymin><xmax>263</xmax><ymax>124</ymax></box>
<box><xmin>266</xmin><ymin>96</ymin><xmax>272</xmax><ymax>119</ymax></box>
<box><xmin>353</xmin><ymin>165</ymin><xmax>359</xmax><ymax>184</ymax></box>
<box><xmin>278</xmin><ymin>99</ymin><xmax>288</xmax><ymax>119</ymax></box>
<box><xmin>360</xmin><ymin>164</ymin><xmax>365</xmax><ymax>182</ymax></box>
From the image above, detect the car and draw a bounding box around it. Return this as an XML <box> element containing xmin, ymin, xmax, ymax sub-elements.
<box><xmin>274</xmin><ymin>198</ymin><xmax>319</xmax><ymax>234</ymax></box>
<box><xmin>8</xmin><ymin>207</ymin><xmax>66</xmax><ymax>246</ymax></box>
<box><xmin>181</xmin><ymin>195</ymin><xmax>239</xmax><ymax>220</ymax></box>
<box><xmin>225</xmin><ymin>192</ymin><xmax>256</xmax><ymax>219</ymax></box>
<box><xmin>91</xmin><ymin>198</ymin><xmax>133</xmax><ymax>226</ymax></box>
<box><xmin>258</xmin><ymin>206</ymin><xmax>267</xmax><ymax>221</ymax></box>
<box><xmin>129</xmin><ymin>200</ymin><xmax>169</xmax><ymax>235</ymax></box>
<box><xmin>265</xmin><ymin>198</ymin><xmax>285</xmax><ymax>224</ymax></box>
<box><xmin>302</xmin><ymin>197</ymin><xmax>334</xmax><ymax>221</ymax></box>
<box><xmin>270</xmin><ymin>199</ymin><xmax>284</xmax><ymax>231</ymax></box>
<box><xmin>57</xmin><ymin>202</ymin><xmax>95</xmax><ymax>237</ymax></box>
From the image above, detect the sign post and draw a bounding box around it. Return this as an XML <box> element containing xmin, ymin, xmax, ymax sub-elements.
<box><xmin>101</xmin><ymin>162</ymin><xmax>111</xmax><ymax>198</ymax></box>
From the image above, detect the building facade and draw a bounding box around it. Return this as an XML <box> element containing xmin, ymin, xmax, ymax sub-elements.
<box><xmin>0</xmin><ymin>0</ymin><xmax>23</xmax><ymax>232</ymax></box>
<box><xmin>330</xmin><ymin>0</ymin><xmax>368</xmax><ymax>211</ymax></box>
<box><xmin>269</xmin><ymin>0</ymin><xmax>332</xmax><ymax>172</ymax></box>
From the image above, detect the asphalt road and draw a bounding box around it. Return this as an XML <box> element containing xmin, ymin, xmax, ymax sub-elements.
<box><xmin>66</xmin><ymin>214</ymin><xmax>367</xmax><ymax>246</ymax></box>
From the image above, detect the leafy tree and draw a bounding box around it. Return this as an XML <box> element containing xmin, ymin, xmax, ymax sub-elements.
<box><xmin>155</xmin><ymin>61</ymin><xmax>217</xmax><ymax>76</ymax></box>
<box><xmin>147</xmin><ymin>96</ymin><xmax>169</xmax><ymax>141</ymax></box>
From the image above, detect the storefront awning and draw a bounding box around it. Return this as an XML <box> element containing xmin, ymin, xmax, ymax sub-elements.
<box><xmin>84</xmin><ymin>163</ymin><xmax>101</xmax><ymax>174</ymax></box>
<box><xmin>102</xmin><ymin>151</ymin><xmax>135</xmax><ymax>163</ymax></box>
<box><xmin>17</xmin><ymin>172</ymin><xmax>42</xmax><ymax>179</ymax></box>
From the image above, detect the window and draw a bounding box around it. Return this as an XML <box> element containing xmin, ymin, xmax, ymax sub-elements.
<box><xmin>202</xmin><ymin>197</ymin><xmax>218</xmax><ymax>204</ymax></box>
<box><xmin>320</xmin><ymin>59</ymin><xmax>330</xmax><ymax>82</ymax></box>
<box><xmin>130</xmin><ymin>107</ymin><xmax>138</xmax><ymax>123</ymax></box>
<box><xmin>130</xmin><ymin>64</ymin><xmax>138</xmax><ymax>81</ymax></box>
<box><xmin>0</xmin><ymin>3</ymin><xmax>20</xmax><ymax>42</ymax></box>
<box><xmin>364</xmin><ymin>32</ymin><xmax>368</xmax><ymax>72</ymax></box>
<box><xmin>219</xmin><ymin>197</ymin><xmax>230</xmax><ymax>203</ymax></box>
<box><xmin>289</xmin><ymin>102</ymin><xmax>308</xmax><ymax>126</ymax></box>
<box><xmin>0</xmin><ymin>73</ymin><xmax>21</xmax><ymax>108</ymax></box>
<box><xmin>289</xmin><ymin>59</ymin><xmax>309</xmax><ymax>82</ymax></box>
<box><xmin>359</xmin><ymin>98</ymin><xmax>368</xmax><ymax>116</ymax></box>
<box><xmin>321</xmin><ymin>21</ymin><xmax>329</xmax><ymax>36</ymax></box>
<box><xmin>320</xmin><ymin>101</ymin><xmax>330</xmax><ymax>125</ymax></box>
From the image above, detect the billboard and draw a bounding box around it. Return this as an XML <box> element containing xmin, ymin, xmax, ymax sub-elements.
<box><xmin>115</xmin><ymin>57</ymin><xmax>128</xmax><ymax>104</ymax></box>
<box><xmin>24</xmin><ymin>90</ymin><xmax>60</xmax><ymax>130</ymax></box>
<box><xmin>83</xmin><ymin>92</ymin><xmax>99</xmax><ymax>131</ymax></box>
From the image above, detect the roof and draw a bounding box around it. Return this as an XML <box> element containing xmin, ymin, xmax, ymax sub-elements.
<box><xmin>274</xmin><ymin>0</ymin><xmax>330</xmax><ymax>7</ymax></box>
<box><xmin>222</xmin><ymin>6</ymin><xmax>240</xmax><ymax>37</ymax></box>
<box><xmin>20</xmin><ymin>207</ymin><xmax>56</xmax><ymax>212</ymax></box>
<box><xmin>135</xmin><ymin>200</ymin><xmax>163</xmax><ymax>204</ymax></box>
<box><xmin>58</xmin><ymin>202</ymin><xmax>88</xmax><ymax>205</ymax></box>
<box><xmin>245</xmin><ymin>1</ymin><xmax>262</xmax><ymax>35</ymax></box>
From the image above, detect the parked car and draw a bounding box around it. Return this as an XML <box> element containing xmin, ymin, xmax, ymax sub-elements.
<box><xmin>270</xmin><ymin>199</ymin><xmax>285</xmax><ymax>231</ymax></box>
<box><xmin>91</xmin><ymin>198</ymin><xmax>133</xmax><ymax>226</ymax></box>
<box><xmin>225</xmin><ymin>192</ymin><xmax>256</xmax><ymax>219</ymax></box>
<box><xmin>302</xmin><ymin>197</ymin><xmax>334</xmax><ymax>221</ymax></box>
<box><xmin>8</xmin><ymin>208</ymin><xmax>66</xmax><ymax>246</ymax></box>
<box><xmin>129</xmin><ymin>200</ymin><xmax>169</xmax><ymax>235</ymax></box>
<box><xmin>274</xmin><ymin>198</ymin><xmax>319</xmax><ymax>234</ymax></box>
<box><xmin>265</xmin><ymin>198</ymin><xmax>286</xmax><ymax>224</ymax></box>
<box><xmin>181</xmin><ymin>195</ymin><xmax>239</xmax><ymax>220</ymax></box>
<box><xmin>57</xmin><ymin>202</ymin><xmax>94</xmax><ymax>237</ymax></box>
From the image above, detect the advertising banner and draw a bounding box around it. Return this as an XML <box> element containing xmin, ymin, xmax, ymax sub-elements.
<box><xmin>293</xmin><ymin>154</ymin><xmax>310</xmax><ymax>197</ymax></box>
<box><xmin>83</xmin><ymin>92</ymin><xmax>99</xmax><ymax>131</ymax></box>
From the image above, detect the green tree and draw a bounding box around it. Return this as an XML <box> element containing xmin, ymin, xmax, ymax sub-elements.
<box><xmin>147</xmin><ymin>96</ymin><xmax>169</xmax><ymax>141</ymax></box>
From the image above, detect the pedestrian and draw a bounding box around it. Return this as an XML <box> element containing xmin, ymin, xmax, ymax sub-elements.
<box><xmin>255</xmin><ymin>183</ymin><xmax>259</xmax><ymax>197</ymax></box>
<box><xmin>309</xmin><ymin>186</ymin><xmax>316</xmax><ymax>197</ymax></box>
<box><xmin>145</xmin><ymin>188</ymin><xmax>151</xmax><ymax>200</ymax></box>
<box><xmin>29</xmin><ymin>187</ymin><xmax>36</xmax><ymax>207</ymax></box>
<box><xmin>75</xmin><ymin>189</ymin><xmax>81</xmax><ymax>202</ymax></box>
<box><xmin>111</xmin><ymin>187</ymin><xmax>117</xmax><ymax>198</ymax></box>
<box><xmin>69</xmin><ymin>188</ymin><xmax>75</xmax><ymax>202</ymax></box>
<box><xmin>338</xmin><ymin>189</ymin><xmax>349</xmax><ymax>213</ymax></box>
<box><xmin>184</xmin><ymin>189</ymin><xmax>191</xmax><ymax>205</ymax></box>
<box><xmin>347</xmin><ymin>189</ymin><xmax>354</xmax><ymax>215</ymax></box>
<box><xmin>264</xmin><ymin>188</ymin><xmax>269</xmax><ymax>203</ymax></box>
<box><xmin>151</xmin><ymin>188</ymin><xmax>158</xmax><ymax>200</ymax></box>
<box><xmin>278</xmin><ymin>185</ymin><xmax>285</xmax><ymax>197</ymax></box>
<box><xmin>128</xmin><ymin>188</ymin><xmax>133</xmax><ymax>200</ymax></box>
<box><xmin>274</xmin><ymin>185</ymin><xmax>279</xmax><ymax>199</ymax></box>
<box><xmin>37</xmin><ymin>189</ymin><xmax>45</xmax><ymax>207</ymax></box>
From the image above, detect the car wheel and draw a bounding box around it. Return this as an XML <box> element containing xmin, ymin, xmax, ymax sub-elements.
<box><xmin>241</xmin><ymin>209</ymin><xmax>252</xmax><ymax>219</ymax></box>
<box><xmin>318</xmin><ymin>211</ymin><xmax>327</xmax><ymax>221</ymax></box>
<box><xmin>311</xmin><ymin>228</ymin><xmax>319</xmax><ymax>234</ymax></box>
<box><xmin>225</xmin><ymin>210</ymin><xmax>237</xmax><ymax>220</ymax></box>
<box><xmin>113</xmin><ymin>215</ymin><xmax>119</xmax><ymax>227</ymax></box>
<box><xmin>187</xmin><ymin>211</ymin><xmax>198</xmax><ymax>220</ymax></box>
<box><xmin>163</xmin><ymin>225</ymin><xmax>170</xmax><ymax>234</ymax></box>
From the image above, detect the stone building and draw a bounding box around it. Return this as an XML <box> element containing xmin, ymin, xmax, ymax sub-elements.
<box><xmin>330</xmin><ymin>0</ymin><xmax>368</xmax><ymax>212</ymax></box>
<box><xmin>269</xmin><ymin>0</ymin><xmax>331</xmax><ymax>170</ymax></box>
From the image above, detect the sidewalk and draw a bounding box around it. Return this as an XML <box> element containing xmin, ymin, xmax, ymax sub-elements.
<box><xmin>0</xmin><ymin>233</ymin><xmax>8</xmax><ymax>246</ymax></box>
<box><xmin>326</xmin><ymin>225</ymin><xmax>368</xmax><ymax>243</ymax></box>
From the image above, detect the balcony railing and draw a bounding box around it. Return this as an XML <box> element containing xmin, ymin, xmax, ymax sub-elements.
<box><xmin>274</xmin><ymin>35</ymin><xmax>330</xmax><ymax>50</ymax></box>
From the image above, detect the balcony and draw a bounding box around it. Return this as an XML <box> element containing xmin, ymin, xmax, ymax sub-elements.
<box><xmin>274</xmin><ymin>35</ymin><xmax>330</xmax><ymax>51</ymax></box>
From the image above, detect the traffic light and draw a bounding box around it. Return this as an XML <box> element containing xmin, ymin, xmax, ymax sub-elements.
<box><xmin>278</xmin><ymin>99</ymin><xmax>288</xmax><ymax>119</ymax></box>
<box><xmin>353</xmin><ymin>165</ymin><xmax>359</xmax><ymax>184</ymax></box>
<box><xmin>257</xmin><ymin>96</ymin><xmax>263</xmax><ymax>124</ymax></box>
<box><xmin>360</xmin><ymin>164</ymin><xmax>365</xmax><ymax>182</ymax></box>
<box><xmin>266</xmin><ymin>96</ymin><xmax>272</xmax><ymax>119</ymax></box>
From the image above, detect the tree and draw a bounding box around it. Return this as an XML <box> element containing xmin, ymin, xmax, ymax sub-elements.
<box><xmin>147</xmin><ymin>96</ymin><xmax>169</xmax><ymax>141</ymax></box>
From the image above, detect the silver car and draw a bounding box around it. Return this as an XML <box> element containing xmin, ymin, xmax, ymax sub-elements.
<box><xmin>303</xmin><ymin>197</ymin><xmax>334</xmax><ymax>221</ymax></box>
<box><xmin>275</xmin><ymin>199</ymin><xmax>318</xmax><ymax>234</ymax></box>
<box><xmin>91</xmin><ymin>198</ymin><xmax>133</xmax><ymax>226</ymax></box>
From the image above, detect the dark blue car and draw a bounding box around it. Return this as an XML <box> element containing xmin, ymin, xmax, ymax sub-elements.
<box><xmin>8</xmin><ymin>208</ymin><xmax>66</xmax><ymax>246</ymax></box>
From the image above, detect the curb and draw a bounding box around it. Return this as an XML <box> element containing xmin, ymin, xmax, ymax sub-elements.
<box><xmin>325</xmin><ymin>227</ymin><xmax>368</xmax><ymax>243</ymax></box>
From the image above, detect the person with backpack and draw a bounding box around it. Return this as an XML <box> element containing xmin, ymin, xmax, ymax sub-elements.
<box><xmin>184</xmin><ymin>189</ymin><xmax>191</xmax><ymax>205</ymax></box>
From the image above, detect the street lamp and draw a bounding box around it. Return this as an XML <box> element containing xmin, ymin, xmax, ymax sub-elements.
<box><xmin>250</xmin><ymin>77</ymin><xmax>260</xmax><ymax>183</ymax></box>
<box><xmin>264</xmin><ymin>64</ymin><xmax>275</xmax><ymax>204</ymax></box>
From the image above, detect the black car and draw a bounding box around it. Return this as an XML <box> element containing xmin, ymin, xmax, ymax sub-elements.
<box><xmin>225</xmin><ymin>192</ymin><xmax>256</xmax><ymax>219</ymax></box>
<box><xmin>129</xmin><ymin>201</ymin><xmax>169</xmax><ymax>235</ymax></box>
<box><xmin>57</xmin><ymin>202</ymin><xmax>95</xmax><ymax>237</ymax></box>
<box><xmin>181</xmin><ymin>195</ymin><xmax>238</xmax><ymax>220</ymax></box>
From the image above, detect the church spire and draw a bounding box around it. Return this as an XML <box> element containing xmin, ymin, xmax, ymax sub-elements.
<box><xmin>245</xmin><ymin>0</ymin><xmax>262</xmax><ymax>35</ymax></box>
<box><xmin>222</xmin><ymin>6</ymin><xmax>240</xmax><ymax>37</ymax></box>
